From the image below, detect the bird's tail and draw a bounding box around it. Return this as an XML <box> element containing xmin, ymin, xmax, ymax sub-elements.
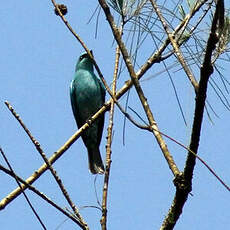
<box><xmin>88</xmin><ymin>148</ymin><xmax>105</xmax><ymax>174</ymax></box>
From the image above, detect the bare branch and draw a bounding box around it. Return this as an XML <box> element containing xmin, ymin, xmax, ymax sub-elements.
<box><xmin>101</xmin><ymin>26</ymin><xmax>123</xmax><ymax>230</ymax></box>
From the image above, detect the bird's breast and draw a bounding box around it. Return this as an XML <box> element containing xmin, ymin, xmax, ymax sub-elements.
<box><xmin>74</xmin><ymin>70</ymin><xmax>103</xmax><ymax>112</ymax></box>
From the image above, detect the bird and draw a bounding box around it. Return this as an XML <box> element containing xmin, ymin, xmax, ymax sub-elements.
<box><xmin>70</xmin><ymin>51</ymin><xmax>105</xmax><ymax>174</ymax></box>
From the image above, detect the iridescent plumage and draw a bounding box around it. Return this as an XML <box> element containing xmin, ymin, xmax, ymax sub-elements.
<box><xmin>70</xmin><ymin>52</ymin><xmax>105</xmax><ymax>174</ymax></box>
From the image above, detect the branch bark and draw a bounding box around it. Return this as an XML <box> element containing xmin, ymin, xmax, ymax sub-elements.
<box><xmin>160</xmin><ymin>1</ymin><xmax>224</xmax><ymax>229</ymax></box>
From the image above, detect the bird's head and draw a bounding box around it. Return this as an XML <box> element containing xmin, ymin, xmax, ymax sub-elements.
<box><xmin>75</xmin><ymin>51</ymin><xmax>94</xmax><ymax>72</ymax></box>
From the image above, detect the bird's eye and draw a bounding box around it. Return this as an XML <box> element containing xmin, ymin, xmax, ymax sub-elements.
<box><xmin>79</xmin><ymin>53</ymin><xmax>88</xmax><ymax>61</ymax></box>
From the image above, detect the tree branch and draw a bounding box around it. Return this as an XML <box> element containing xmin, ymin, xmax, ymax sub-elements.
<box><xmin>98</xmin><ymin>0</ymin><xmax>180</xmax><ymax>176</ymax></box>
<box><xmin>160</xmin><ymin>1</ymin><xmax>225</xmax><ymax>229</ymax></box>
<box><xmin>101</xmin><ymin>26</ymin><xmax>122</xmax><ymax>229</ymax></box>
<box><xmin>149</xmin><ymin>0</ymin><xmax>199</xmax><ymax>91</ymax></box>
<box><xmin>4</xmin><ymin>101</ymin><xmax>88</xmax><ymax>229</ymax></box>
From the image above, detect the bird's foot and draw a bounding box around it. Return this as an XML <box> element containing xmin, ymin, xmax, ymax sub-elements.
<box><xmin>86</xmin><ymin>117</ymin><xmax>93</xmax><ymax>126</ymax></box>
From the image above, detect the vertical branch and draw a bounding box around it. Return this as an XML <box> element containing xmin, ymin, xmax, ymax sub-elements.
<box><xmin>160</xmin><ymin>1</ymin><xmax>224</xmax><ymax>229</ymax></box>
<box><xmin>184</xmin><ymin>0</ymin><xmax>224</xmax><ymax>181</ymax></box>
<box><xmin>101</xmin><ymin>33</ymin><xmax>122</xmax><ymax>230</ymax></box>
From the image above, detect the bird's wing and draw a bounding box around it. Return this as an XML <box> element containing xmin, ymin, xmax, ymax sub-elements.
<box><xmin>95</xmin><ymin>74</ymin><xmax>106</xmax><ymax>145</ymax></box>
<box><xmin>97</xmin><ymin>75</ymin><xmax>106</xmax><ymax>102</ymax></box>
<box><xmin>70</xmin><ymin>79</ymin><xmax>79</xmax><ymax>122</ymax></box>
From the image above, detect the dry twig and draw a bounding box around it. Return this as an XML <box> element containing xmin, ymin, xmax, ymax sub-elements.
<box><xmin>101</xmin><ymin>31</ymin><xmax>122</xmax><ymax>230</ymax></box>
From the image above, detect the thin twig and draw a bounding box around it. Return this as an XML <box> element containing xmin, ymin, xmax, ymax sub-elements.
<box><xmin>136</xmin><ymin>0</ymin><xmax>210</xmax><ymax>78</ymax></box>
<box><xmin>0</xmin><ymin>148</ymin><xmax>47</xmax><ymax>230</ymax></box>
<box><xmin>147</xmin><ymin>127</ymin><xmax>230</xmax><ymax>191</ymax></box>
<box><xmin>4</xmin><ymin>101</ymin><xmax>88</xmax><ymax>229</ymax></box>
<box><xmin>101</xmin><ymin>29</ymin><xmax>122</xmax><ymax>230</ymax></box>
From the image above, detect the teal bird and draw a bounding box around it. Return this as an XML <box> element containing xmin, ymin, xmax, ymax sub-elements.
<box><xmin>70</xmin><ymin>52</ymin><xmax>105</xmax><ymax>174</ymax></box>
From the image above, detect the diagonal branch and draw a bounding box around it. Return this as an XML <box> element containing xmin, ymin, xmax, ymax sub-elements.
<box><xmin>149</xmin><ymin>0</ymin><xmax>199</xmax><ymax>91</ymax></box>
<box><xmin>0</xmin><ymin>164</ymin><xmax>85</xmax><ymax>228</ymax></box>
<box><xmin>98</xmin><ymin>0</ymin><xmax>180</xmax><ymax>176</ymax></box>
<box><xmin>4</xmin><ymin>101</ymin><xmax>88</xmax><ymax>229</ymax></box>
<box><xmin>0</xmin><ymin>62</ymin><xmax>146</xmax><ymax>209</ymax></box>
<box><xmin>0</xmin><ymin>148</ymin><xmax>47</xmax><ymax>230</ymax></box>
<box><xmin>52</xmin><ymin>0</ymin><xmax>148</xmax><ymax>131</ymax></box>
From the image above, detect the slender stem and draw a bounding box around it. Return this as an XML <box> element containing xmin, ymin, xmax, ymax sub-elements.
<box><xmin>101</xmin><ymin>30</ymin><xmax>122</xmax><ymax>230</ymax></box>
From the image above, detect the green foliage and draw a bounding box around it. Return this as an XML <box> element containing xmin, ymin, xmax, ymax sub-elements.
<box><xmin>178</xmin><ymin>5</ymin><xmax>186</xmax><ymax>19</ymax></box>
<box><xmin>217</xmin><ymin>16</ymin><xmax>230</xmax><ymax>54</ymax></box>
<box><xmin>108</xmin><ymin>0</ymin><xmax>148</xmax><ymax>20</ymax></box>
<box><xmin>186</xmin><ymin>0</ymin><xmax>196</xmax><ymax>10</ymax></box>
<box><xmin>108</xmin><ymin>0</ymin><xmax>124</xmax><ymax>13</ymax></box>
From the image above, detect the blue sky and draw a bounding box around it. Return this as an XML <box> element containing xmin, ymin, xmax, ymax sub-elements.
<box><xmin>1</xmin><ymin>1</ymin><xmax>230</xmax><ymax>229</ymax></box>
